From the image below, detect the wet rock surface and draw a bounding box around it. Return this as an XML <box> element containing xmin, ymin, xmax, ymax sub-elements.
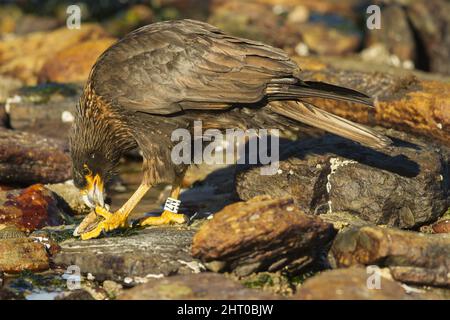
<box><xmin>53</xmin><ymin>227</ymin><xmax>202</xmax><ymax>282</ymax></box>
<box><xmin>0</xmin><ymin>184</ymin><xmax>73</xmax><ymax>232</ymax></box>
<box><xmin>237</xmin><ymin>130</ymin><xmax>449</xmax><ymax>229</ymax></box>
<box><xmin>192</xmin><ymin>196</ymin><xmax>337</xmax><ymax>276</ymax></box>
<box><xmin>0</xmin><ymin>238</ymin><xmax>49</xmax><ymax>273</ymax></box>
<box><xmin>0</xmin><ymin>129</ymin><xmax>71</xmax><ymax>184</ymax></box>
<box><xmin>118</xmin><ymin>273</ymin><xmax>281</xmax><ymax>300</ymax></box>
<box><xmin>330</xmin><ymin>226</ymin><xmax>450</xmax><ymax>287</ymax></box>
<box><xmin>5</xmin><ymin>83</ymin><xmax>81</xmax><ymax>140</ymax></box>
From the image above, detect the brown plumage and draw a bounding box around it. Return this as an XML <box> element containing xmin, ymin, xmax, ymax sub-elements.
<box><xmin>70</xmin><ymin>19</ymin><xmax>391</xmax><ymax>239</ymax></box>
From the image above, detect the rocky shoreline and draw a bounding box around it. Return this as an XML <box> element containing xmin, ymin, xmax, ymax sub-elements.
<box><xmin>0</xmin><ymin>0</ymin><xmax>449</xmax><ymax>300</ymax></box>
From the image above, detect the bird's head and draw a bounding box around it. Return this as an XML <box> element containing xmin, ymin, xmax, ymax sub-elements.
<box><xmin>71</xmin><ymin>151</ymin><xmax>115</xmax><ymax>209</ymax></box>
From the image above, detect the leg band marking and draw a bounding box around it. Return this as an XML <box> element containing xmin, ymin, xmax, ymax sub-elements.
<box><xmin>164</xmin><ymin>197</ymin><xmax>181</xmax><ymax>213</ymax></box>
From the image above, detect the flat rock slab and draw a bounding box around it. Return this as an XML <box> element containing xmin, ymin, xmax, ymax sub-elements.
<box><xmin>295</xmin><ymin>268</ymin><xmax>431</xmax><ymax>300</ymax></box>
<box><xmin>192</xmin><ymin>196</ymin><xmax>337</xmax><ymax>276</ymax></box>
<box><xmin>237</xmin><ymin>130</ymin><xmax>449</xmax><ymax>229</ymax></box>
<box><xmin>0</xmin><ymin>238</ymin><xmax>49</xmax><ymax>273</ymax></box>
<box><xmin>118</xmin><ymin>273</ymin><xmax>280</xmax><ymax>300</ymax></box>
<box><xmin>330</xmin><ymin>226</ymin><xmax>450</xmax><ymax>287</ymax></box>
<box><xmin>53</xmin><ymin>227</ymin><xmax>201</xmax><ymax>282</ymax></box>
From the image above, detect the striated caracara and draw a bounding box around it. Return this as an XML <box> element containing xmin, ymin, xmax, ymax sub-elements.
<box><xmin>70</xmin><ymin>19</ymin><xmax>391</xmax><ymax>240</ymax></box>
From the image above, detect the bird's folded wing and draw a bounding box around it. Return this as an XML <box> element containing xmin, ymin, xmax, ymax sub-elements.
<box><xmin>89</xmin><ymin>19</ymin><xmax>299</xmax><ymax>115</ymax></box>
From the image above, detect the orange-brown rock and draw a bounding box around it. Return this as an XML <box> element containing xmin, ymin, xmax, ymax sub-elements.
<box><xmin>294</xmin><ymin>268</ymin><xmax>428</xmax><ymax>300</ymax></box>
<box><xmin>0</xmin><ymin>184</ymin><xmax>72</xmax><ymax>232</ymax></box>
<box><xmin>0</xmin><ymin>129</ymin><xmax>71</xmax><ymax>184</ymax></box>
<box><xmin>293</xmin><ymin>58</ymin><xmax>450</xmax><ymax>146</ymax></box>
<box><xmin>0</xmin><ymin>237</ymin><xmax>49</xmax><ymax>273</ymax></box>
<box><xmin>0</xmin><ymin>24</ymin><xmax>111</xmax><ymax>85</ymax></box>
<box><xmin>192</xmin><ymin>196</ymin><xmax>337</xmax><ymax>276</ymax></box>
<box><xmin>330</xmin><ymin>226</ymin><xmax>450</xmax><ymax>287</ymax></box>
<box><xmin>38</xmin><ymin>38</ymin><xmax>116</xmax><ymax>84</ymax></box>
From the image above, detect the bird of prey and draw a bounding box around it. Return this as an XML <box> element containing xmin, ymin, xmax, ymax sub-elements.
<box><xmin>70</xmin><ymin>19</ymin><xmax>391</xmax><ymax>240</ymax></box>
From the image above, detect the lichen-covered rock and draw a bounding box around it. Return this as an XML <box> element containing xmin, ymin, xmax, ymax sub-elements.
<box><xmin>0</xmin><ymin>184</ymin><xmax>73</xmax><ymax>232</ymax></box>
<box><xmin>192</xmin><ymin>196</ymin><xmax>337</xmax><ymax>276</ymax></box>
<box><xmin>118</xmin><ymin>273</ymin><xmax>281</xmax><ymax>300</ymax></box>
<box><xmin>236</xmin><ymin>130</ymin><xmax>449</xmax><ymax>229</ymax></box>
<box><xmin>0</xmin><ymin>238</ymin><xmax>49</xmax><ymax>273</ymax></box>
<box><xmin>330</xmin><ymin>226</ymin><xmax>450</xmax><ymax>287</ymax></box>
<box><xmin>0</xmin><ymin>129</ymin><xmax>71</xmax><ymax>184</ymax></box>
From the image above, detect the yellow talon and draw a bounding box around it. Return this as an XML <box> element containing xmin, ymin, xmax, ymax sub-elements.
<box><xmin>94</xmin><ymin>206</ymin><xmax>113</xmax><ymax>219</ymax></box>
<box><xmin>140</xmin><ymin>210</ymin><xmax>188</xmax><ymax>226</ymax></box>
<box><xmin>80</xmin><ymin>208</ymin><xmax>129</xmax><ymax>240</ymax></box>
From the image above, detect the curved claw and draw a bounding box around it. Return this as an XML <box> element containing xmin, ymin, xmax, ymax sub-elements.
<box><xmin>79</xmin><ymin>209</ymin><xmax>129</xmax><ymax>240</ymax></box>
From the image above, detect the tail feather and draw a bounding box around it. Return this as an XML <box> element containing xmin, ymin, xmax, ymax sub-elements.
<box><xmin>269</xmin><ymin>101</ymin><xmax>392</xmax><ymax>149</ymax></box>
<box><xmin>267</xmin><ymin>81</ymin><xmax>374</xmax><ymax>107</ymax></box>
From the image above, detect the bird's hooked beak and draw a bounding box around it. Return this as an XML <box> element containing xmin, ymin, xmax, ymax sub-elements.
<box><xmin>82</xmin><ymin>172</ymin><xmax>106</xmax><ymax>209</ymax></box>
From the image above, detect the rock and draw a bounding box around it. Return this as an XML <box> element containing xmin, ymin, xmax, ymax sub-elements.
<box><xmin>0</xmin><ymin>288</ymin><xmax>21</xmax><ymax>300</ymax></box>
<box><xmin>330</xmin><ymin>226</ymin><xmax>450</xmax><ymax>287</ymax></box>
<box><xmin>0</xmin><ymin>225</ymin><xmax>26</xmax><ymax>239</ymax></box>
<box><xmin>293</xmin><ymin>57</ymin><xmax>450</xmax><ymax>147</ymax></box>
<box><xmin>0</xmin><ymin>24</ymin><xmax>110</xmax><ymax>85</ymax></box>
<box><xmin>406</xmin><ymin>0</ymin><xmax>450</xmax><ymax>75</ymax></box>
<box><xmin>294</xmin><ymin>267</ymin><xmax>427</xmax><ymax>300</ymax></box>
<box><xmin>236</xmin><ymin>131</ymin><xmax>449</xmax><ymax>229</ymax></box>
<box><xmin>366</xmin><ymin>4</ymin><xmax>416</xmax><ymax>65</ymax></box>
<box><xmin>0</xmin><ymin>103</ymin><xmax>6</xmax><ymax>128</ymax></box>
<box><xmin>0</xmin><ymin>5</ymin><xmax>23</xmax><ymax>36</ymax></box>
<box><xmin>0</xmin><ymin>75</ymin><xmax>23</xmax><ymax>103</ymax></box>
<box><xmin>46</xmin><ymin>182</ymin><xmax>90</xmax><ymax>216</ymax></box>
<box><xmin>192</xmin><ymin>196</ymin><xmax>337</xmax><ymax>276</ymax></box>
<box><xmin>0</xmin><ymin>184</ymin><xmax>73</xmax><ymax>232</ymax></box>
<box><xmin>53</xmin><ymin>227</ymin><xmax>201</xmax><ymax>282</ymax></box>
<box><xmin>0</xmin><ymin>238</ymin><xmax>49</xmax><ymax>273</ymax></box>
<box><xmin>55</xmin><ymin>289</ymin><xmax>95</xmax><ymax>300</ymax></box>
<box><xmin>38</xmin><ymin>38</ymin><xmax>116</xmax><ymax>84</ymax></box>
<box><xmin>14</xmin><ymin>15</ymin><xmax>60</xmax><ymax>35</ymax></box>
<box><xmin>102</xmin><ymin>5</ymin><xmax>154</xmax><ymax>37</ymax></box>
<box><xmin>102</xmin><ymin>280</ymin><xmax>123</xmax><ymax>299</ymax></box>
<box><xmin>6</xmin><ymin>83</ymin><xmax>81</xmax><ymax>140</ymax></box>
<box><xmin>432</xmin><ymin>219</ymin><xmax>450</xmax><ymax>234</ymax></box>
<box><xmin>0</xmin><ymin>129</ymin><xmax>71</xmax><ymax>185</ymax></box>
<box><xmin>118</xmin><ymin>273</ymin><xmax>281</xmax><ymax>300</ymax></box>
<box><xmin>299</xmin><ymin>23</ymin><xmax>361</xmax><ymax>56</ymax></box>
<box><xmin>208</xmin><ymin>0</ymin><xmax>296</xmax><ymax>49</ymax></box>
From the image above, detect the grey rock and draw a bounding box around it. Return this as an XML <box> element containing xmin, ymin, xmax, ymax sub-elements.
<box><xmin>118</xmin><ymin>273</ymin><xmax>281</xmax><ymax>300</ymax></box>
<box><xmin>46</xmin><ymin>182</ymin><xmax>90</xmax><ymax>215</ymax></box>
<box><xmin>53</xmin><ymin>227</ymin><xmax>202</xmax><ymax>282</ymax></box>
<box><xmin>236</xmin><ymin>130</ymin><xmax>449</xmax><ymax>229</ymax></box>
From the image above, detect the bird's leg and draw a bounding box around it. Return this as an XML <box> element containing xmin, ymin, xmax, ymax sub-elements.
<box><xmin>140</xmin><ymin>176</ymin><xmax>188</xmax><ymax>226</ymax></box>
<box><xmin>80</xmin><ymin>183</ymin><xmax>151</xmax><ymax>240</ymax></box>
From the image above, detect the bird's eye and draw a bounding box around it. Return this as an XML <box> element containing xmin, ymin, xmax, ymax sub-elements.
<box><xmin>82</xmin><ymin>165</ymin><xmax>91</xmax><ymax>176</ymax></box>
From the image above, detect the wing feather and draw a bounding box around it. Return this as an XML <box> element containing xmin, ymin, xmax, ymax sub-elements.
<box><xmin>89</xmin><ymin>19</ymin><xmax>298</xmax><ymax>115</ymax></box>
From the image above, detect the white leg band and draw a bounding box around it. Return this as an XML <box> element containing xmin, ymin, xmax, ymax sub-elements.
<box><xmin>164</xmin><ymin>197</ymin><xmax>181</xmax><ymax>213</ymax></box>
